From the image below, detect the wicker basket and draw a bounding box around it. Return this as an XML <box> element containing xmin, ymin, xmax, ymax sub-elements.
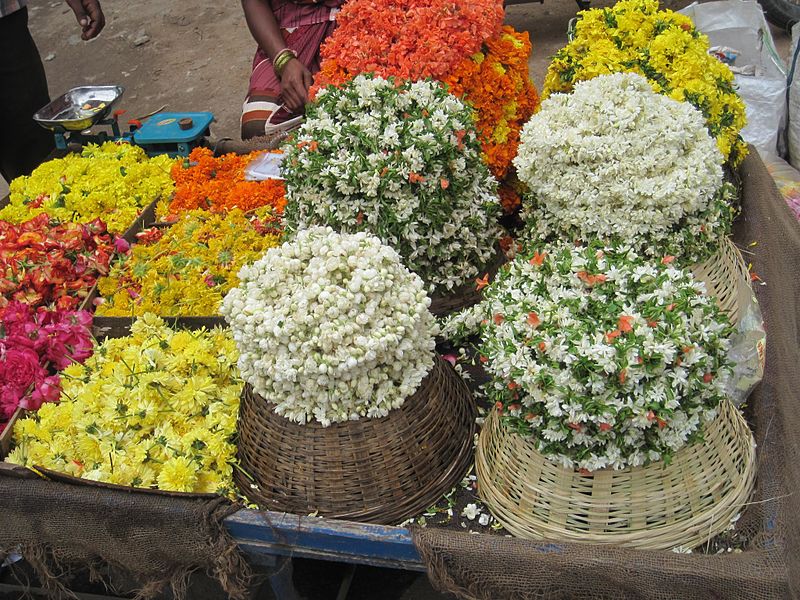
<box><xmin>691</xmin><ymin>237</ymin><xmax>752</xmax><ymax>326</ymax></box>
<box><xmin>429</xmin><ymin>248</ymin><xmax>507</xmax><ymax>317</ymax></box>
<box><xmin>236</xmin><ymin>357</ymin><xmax>477</xmax><ymax>524</ymax></box>
<box><xmin>476</xmin><ymin>399</ymin><xmax>756</xmax><ymax>550</ymax></box>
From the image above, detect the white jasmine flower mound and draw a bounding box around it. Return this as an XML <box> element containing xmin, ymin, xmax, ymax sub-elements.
<box><xmin>478</xmin><ymin>241</ymin><xmax>734</xmax><ymax>471</ymax></box>
<box><xmin>221</xmin><ymin>227</ymin><xmax>437</xmax><ymax>426</ymax></box>
<box><xmin>282</xmin><ymin>75</ymin><xmax>502</xmax><ymax>295</ymax></box>
<box><xmin>514</xmin><ymin>72</ymin><xmax>733</xmax><ymax>263</ymax></box>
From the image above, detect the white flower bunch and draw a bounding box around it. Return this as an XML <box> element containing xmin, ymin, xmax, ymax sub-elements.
<box><xmin>282</xmin><ymin>74</ymin><xmax>502</xmax><ymax>295</ymax></box>
<box><xmin>220</xmin><ymin>226</ymin><xmax>437</xmax><ymax>426</ymax></box>
<box><xmin>478</xmin><ymin>241</ymin><xmax>734</xmax><ymax>471</ymax></box>
<box><xmin>514</xmin><ymin>72</ymin><xmax>733</xmax><ymax>263</ymax></box>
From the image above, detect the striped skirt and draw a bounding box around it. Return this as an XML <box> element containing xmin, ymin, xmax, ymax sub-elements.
<box><xmin>241</xmin><ymin>19</ymin><xmax>337</xmax><ymax>140</ymax></box>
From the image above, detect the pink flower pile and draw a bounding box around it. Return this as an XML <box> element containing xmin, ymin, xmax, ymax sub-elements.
<box><xmin>0</xmin><ymin>302</ymin><xmax>93</xmax><ymax>429</ymax></box>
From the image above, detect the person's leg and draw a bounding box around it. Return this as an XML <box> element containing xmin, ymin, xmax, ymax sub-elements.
<box><xmin>241</xmin><ymin>49</ymin><xmax>291</xmax><ymax>140</ymax></box>
<box><xmin>0</xmin><ymin>7</ymin><xmax>54</xmax><ymax>183</ymax></box>
<box><xmin>241</xmin><ymin>21</ymin><xmax>336</xmax><ymax>140</ymax></box>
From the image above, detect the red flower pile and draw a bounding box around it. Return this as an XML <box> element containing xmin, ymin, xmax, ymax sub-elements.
<box><xmin>0</xmin><ymin>302</ymin><xmax>93</xmax><ymax>428</ymax></box>
<box><xmin>0</xmin><ymin>214</ymin><xmax>116</xmax><ymax>311</ymax></box>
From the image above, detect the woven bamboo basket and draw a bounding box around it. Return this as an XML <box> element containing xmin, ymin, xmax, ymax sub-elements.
<box><xmin>429</xmin><ymin>248</ymin><xmax>507</xmax><ymax>317</ymax></box>
<box><xmin>476</xmin><ymin>399</ymin><xmax>756</xmax><ymax>550</ymax></box>
<box><xmin>691</xmin><ymin>237</ymin><xmax>752</xmax><ymax>326</ymax></box>
<box><xmin>235</xmin><ymin>357</ymin><xmax>476</xmax><ymax>524</ymax></box>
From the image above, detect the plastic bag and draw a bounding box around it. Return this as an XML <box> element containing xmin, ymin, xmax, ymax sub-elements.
<box><xmin>681</xmin><ymin>0</ymin><xmax>787</xmax><ymax>156</ymax></box>
<box><xmin>788</xmin><ymin>23</ymin><xmax>800</xmax><ymax>169</ymax></box>
<box><xmin>724</xmin><ymin>292</ymin><xmax>766</xmax><ymax>407</ymax></box>
<box><xmin>244</xmin><ymin>152</ymin><xmax>286</xmax><ymax>181</ymax></box>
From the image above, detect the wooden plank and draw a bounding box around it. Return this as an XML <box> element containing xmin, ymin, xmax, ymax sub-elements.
<box><xmin>224</xmin><ymin>509</ymin><xmax>425</xmax><ymax>571</ymax></box>
<box><xmin>0</xmin><ymin>408</ymin><xmax>23</xmax><ymax>460</ymax></box>
<box><xmin>119</xmin><ymin>197</ymin><xmax>158</xmax><ymax>244</ymax></box>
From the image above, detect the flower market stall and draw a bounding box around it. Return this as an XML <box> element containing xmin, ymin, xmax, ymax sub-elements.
<box><xmin>1</xmin><ymin>0</ymin><xmax>799</xmax><ymax>599</ymax></box>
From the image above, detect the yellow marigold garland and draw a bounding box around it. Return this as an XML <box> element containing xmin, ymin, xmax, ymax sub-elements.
<box><xmin>444</xmin><ymin>26</ymin><xmax>541</xmax><ymax>181</ymax></box>
<box><xmin>1</xmin><ymin>143</ymin><xmax>174</xmax><ymax>233</ymax></box>
<box><xmin>543</xmin><ymin>0</ymin><xmax>747</xmax><ymax>165</ymax></box>
<box><xmin>96</xmin><ymin>207</ymin><xmax>281</xmax><ymax>316</ymax></box>
<box><xmin>7</xmin><ymin>314</ymin><xmax>241</xmax><ymax>497</ymax></box>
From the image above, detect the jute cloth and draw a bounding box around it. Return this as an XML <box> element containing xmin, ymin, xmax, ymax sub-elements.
<box><xmin>412</xmin><ymin>148</ymin><xmax>800</xmax><ymax>599</ymax></box>
<box><xmin>0</xmin><ymin>467</ymin><xmax>251</xmax><ymax>599</ymax></box>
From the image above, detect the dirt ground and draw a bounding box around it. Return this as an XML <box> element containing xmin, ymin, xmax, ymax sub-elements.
<box><xmin>22</xmin><ymin>0</ymin><xmax>792</xmax><ymax>142</ymax></box>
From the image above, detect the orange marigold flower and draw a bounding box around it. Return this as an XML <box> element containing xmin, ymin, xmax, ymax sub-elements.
<box><xmin>164</xmin><ymin>147</ymin><xmax>286</xmax><ymax>218</ymax></box>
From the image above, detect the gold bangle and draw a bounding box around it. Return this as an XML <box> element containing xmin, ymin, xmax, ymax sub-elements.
<box><xmin>274</xmin><ymin>48</ymin><xmax>297</xmax><ymax>77</ymax></box>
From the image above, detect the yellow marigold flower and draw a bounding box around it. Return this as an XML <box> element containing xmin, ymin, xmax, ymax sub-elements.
<box><xmin>544</xmin><ymin>0</ymin><xmax>748</xmax><ymax>165</ymax></box>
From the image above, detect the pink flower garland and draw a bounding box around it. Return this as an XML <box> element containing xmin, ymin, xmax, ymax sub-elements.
<box><xmin>0</xmin><ymin>302</ymin><xmax>93</xmax><ymax>427</ymax></box>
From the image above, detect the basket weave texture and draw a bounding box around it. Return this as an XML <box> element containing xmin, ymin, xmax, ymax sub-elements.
<box><xmin>691</xmin><ymin>236</ymin><xmax>752</xmax><ymax>326</ymax></box>
<box><xmin>236</xmin><ymin>357</ymin><xmax>477</xmax><ymax>524</ymax></box>
<box><xmin>429</xmin><ymin>247</ymin><xmax>507</xmax><ymax>317</ymax></box>
<box><xmin>476</xmin><ymin>399</ymin><xmax>756</xmax><ymax>550</ymax></box>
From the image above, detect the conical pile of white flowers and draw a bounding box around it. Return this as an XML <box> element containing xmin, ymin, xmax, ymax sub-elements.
<box><xmin>514</xmin><ymin>72</ymin><xmax>735</xmax><ymax>264</ymax></box>
<box><xmin>478</xmin><ymin>240</ymin><xmax>734</xmax><ymax>471</ymax></box>
<box><xmin>221</xmin><ymin>226</ymin><xmax>437</xmax><ymax>426</ymax></box>
<box><xmin>282</xmin><ymin>74</ymin><xmax>502</xmax><ymax>295</ymax></box>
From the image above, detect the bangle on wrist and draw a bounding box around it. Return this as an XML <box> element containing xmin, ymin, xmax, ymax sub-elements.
<box><xmin>274</xmin><ymin>48</ymin><xmax>297</xmax><ymax>77</ymax></box>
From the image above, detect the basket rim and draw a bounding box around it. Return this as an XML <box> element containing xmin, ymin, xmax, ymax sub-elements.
<box><xmin>236</xmin><ymin>356</ymin><xmax>477</xmax><ymax>524</ymax></box>
<box><xmin>476</xmin><ymin>399</ymin><xmax>756</xmax><ymax>549</ymax></box>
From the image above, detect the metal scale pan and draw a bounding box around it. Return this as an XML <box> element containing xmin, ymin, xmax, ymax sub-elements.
<box><xmin>33</xmin><ymin>85</ymin><xmax>124</xmax><ymax>133</ymax></box>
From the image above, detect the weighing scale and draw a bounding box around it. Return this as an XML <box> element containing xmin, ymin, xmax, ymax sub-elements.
<box><xmin>33</xmin><ymin>85</ymin><xmax>214</xmax><ymax>157</ymax></box>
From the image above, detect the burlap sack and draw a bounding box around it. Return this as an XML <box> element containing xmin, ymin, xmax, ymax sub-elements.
<box><xmin>0</xmin><ymin>466</ymin><xmax>251</xmax><ymax>599</ymax></box>
<box><xmin>412</xmin><ymin>148</ymin><xmax>800</xmax><ymax>599</ymax></box>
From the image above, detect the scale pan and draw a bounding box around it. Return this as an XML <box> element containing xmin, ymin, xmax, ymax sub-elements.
<box><xmin>34</xmin><ymin>85</ymin><xmax>124</xmax><ymax>132</ymax></box>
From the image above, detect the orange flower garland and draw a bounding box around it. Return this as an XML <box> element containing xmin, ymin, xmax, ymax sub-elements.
<box><xmin>312</xmin><ymin>9</ymin><xmax>538</xmax><ymax>185</ymax></box>
<box><xmin>311</xmin><ymin>0</ymin><xmax>504</xmax><ymax>94</ymax></box>
<box><xmin>443</xmin><ymin>26</ymin><xmax>540</xmax><ymax>181</ymax></box>
<box><xmin>159</xmin><ymin>147</ymin><xmax>286</xmax><ymax>220</ymax></box>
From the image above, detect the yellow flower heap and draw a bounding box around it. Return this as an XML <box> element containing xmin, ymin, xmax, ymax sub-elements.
<box><xmin>97</xmin><ymin>207</ymin><xmax>281</xmax><ymax>316</ymax></box>
<box><xmin>543</xmin><ymin>0</ymin><xmax>747</xmax><ymax>165</ymax></box>
<box><xmin>7</xmin><ymin>315</ymin><xmax>241</xmax><ymax>496</ymax></box>
<box><xmin>0</xmin><ymin>142</ymin><xmax>174</xmax><ymax>233</ymax></box>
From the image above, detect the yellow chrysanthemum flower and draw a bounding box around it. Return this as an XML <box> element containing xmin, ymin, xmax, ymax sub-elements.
<box><xmin>97</xmin><ymin>207</ymin><xmax>281</xmax><ymax>317</ymax></box>
<box><xmin>543</xmin><ymin>0</ymin><xmax>748</xmax><ymax>165</ymax></box>
<box><xmin>6</xmin><ymin>315</ymin><xmax>241</xmax><ymax>498</ymax></box>
<box><xmin>1</xmin><ymin>142</ymin><xmax>174</xmax><ymax>233</ymax></box>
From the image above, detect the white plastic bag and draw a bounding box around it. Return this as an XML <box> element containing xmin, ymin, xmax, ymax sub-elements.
<box><xmin>787</xmin><ymin>23</ymin><xmax>800</xmax><ymax>169</ymax></box>
<box><xmin>244</xmin><ymin>152</ymin><xmax>286</xmax><ymax>181</ymax></box>
<box><xmin>681</xmin><ymin>0</ymin><xmax>787</xmax><ymax>156</ymax></box>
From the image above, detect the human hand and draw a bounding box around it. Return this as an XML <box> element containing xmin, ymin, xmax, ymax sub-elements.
<box><xmin>65</xmin><ymin>0</ymin><xmax>106</xmax><ymax>40</ymax></box>
<box><xmin>279</xmin><ymin>59</ymin><xmax>313</xmax><ymax>113</ymax></box>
